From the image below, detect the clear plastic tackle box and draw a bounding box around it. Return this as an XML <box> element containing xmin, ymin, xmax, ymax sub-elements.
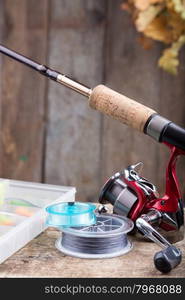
<box><xmin>0</xmin><ymin>178</ymin><xmax>76</xmax><ymax>263</ymax></box>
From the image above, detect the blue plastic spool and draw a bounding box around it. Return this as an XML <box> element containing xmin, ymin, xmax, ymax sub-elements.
<box><xmin>46</xmin><ymin>202</ymin><xmax>97</xmax><ymax>228</ymax></box>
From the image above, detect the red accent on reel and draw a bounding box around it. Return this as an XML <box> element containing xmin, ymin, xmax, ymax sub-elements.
<box><xmin>128</xmin><ymin>143</ymin><xmax>185</xmax><ymax>221</ymax></box>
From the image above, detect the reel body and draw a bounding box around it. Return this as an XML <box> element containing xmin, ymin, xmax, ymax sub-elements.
<box><xmin>98</xmin><ymin>143</ymin><xmax>184</xmax><ymax>273</ymax></box>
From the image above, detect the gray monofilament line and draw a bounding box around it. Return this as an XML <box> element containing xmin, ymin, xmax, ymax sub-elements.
<box><xmin>55</xmin><ymin>214</ymin><xmax>134</xmax><ymax>259</ymax></box>
<box><xmin>61</xmin><ymin>232</ymin><xmax>128</xmax><ymax>255</ymax></box>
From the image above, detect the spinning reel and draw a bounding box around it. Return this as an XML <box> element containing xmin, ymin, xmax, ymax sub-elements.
<box><xmin>1</xmin><ymin>45</ymin><xmax>185</xmax><ymax>274</ymax></box>
<box><xmin>99</xmin><ymin>143</ymin><xmax>184</xmax><ymax>273</ymax></box>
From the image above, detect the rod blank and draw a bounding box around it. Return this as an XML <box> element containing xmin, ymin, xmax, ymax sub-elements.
<box><xmin>3</xmin><ymin>44</ymin><xmax>185</xmax><ymax>148</ymax></box>
<box><xmin>0</xmin><ymin>44</ymin><xmax>91</xmax><ymax>96</ymax></box>
<box><xmin>0</xmin><ymin>44</ymin><xmax>60</xmax><ymax>81</ymax></box>
<box><xmin>0</xmin><ymin>44</ymin><xmax>46</xmax><ymax>72</ymax></box>
<box><xmin>0</xmin><ymin>44</ymin><xmax>158</xmax><ymax>133</ymax></box>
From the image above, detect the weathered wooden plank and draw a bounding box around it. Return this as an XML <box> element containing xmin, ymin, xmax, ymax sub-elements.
<box><xmin>0</xmin><ymin>1</ymin><xmax>5</xmax><ymax>173</ymax></box>
<box><xmin>45</xmin><ymin>0</ymin><xmax>107</xmax><ymax>201</ymax></box>
<box><xmin>102</xmin><ymin>0</ymin><xmax>185</xmax><ymax>198</ymax></box>
<box><xmin>0</xmin><ymin>225</ymin><xmax>184</xmax><ymax>277</ymax></box>
<box><xmin>0</xmin><ymin>0</ymin><xmax>49</xmax><ymax>181</ymax></box>
<box><xmin>0</xmin><ymin>0</ymin><xmax>184</xmax><ymax>202</ymax></box>
<box><xmin>0</xmin><ymin>1</ymin><xmax>4</xmax><ymax>174</ymax></box>
<box><xmin>101</xmin><ymin>0</ymin><xmax>162</xmax><ymax>192</ymax></box>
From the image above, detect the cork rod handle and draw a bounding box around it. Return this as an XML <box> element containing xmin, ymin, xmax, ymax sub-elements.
<box><xmin>89</xmin><ymin>85</ymin><xmax>156</xmax><ymax>132</ymax></box>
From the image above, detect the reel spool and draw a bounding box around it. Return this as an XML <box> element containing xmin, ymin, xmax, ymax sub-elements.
<box><xmin>46</xmin><ymin>202</ymin><xmax>96</xmax><ymax>227</ymax></box>
<box><xmin>56</xmin><ymin>214</ymin><xmax>134</xmax><ymax>259</ymax></box>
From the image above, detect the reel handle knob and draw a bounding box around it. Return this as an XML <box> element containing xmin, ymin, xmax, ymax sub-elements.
<box><xmin>154</xmin><ymin>246</ymin><xmax>182</xmax><ymax>273</ymax></box>
<box><xmin>136</xmin><ymin>216</ymin><xmax>182</xmax><ymax>273</ymax></box>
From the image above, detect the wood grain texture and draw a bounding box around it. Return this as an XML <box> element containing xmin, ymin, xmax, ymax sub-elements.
<box><xmin>0</xmin><ymin>0</ymin><xmax>185</xmax><ymax>200</ymax></box>
<box><xmin>45</xmin><ymin>0</ymin><xmax>107</xmax><ymax>201</ymax></box>
<box><xmin>0</xmin><ymin>207</ymin><xmax>184</xmax><ymax>278</ymax></box>
<box><xmin>101</xmin><ymin>0</ymin><xmax>174</xmax><ymax>195</ymax></box>
<box><xmin>0</xmin><ymin>0</ymin><xmax>48</xmax><ymax>181</ymax></box>
<box><xmin>0</xmin><ymin>225</ymin><xmax>184</xmax><ymax>278</ymax></box>
<box><xmin>0</xmin><ymin>1</ymin><xmax>5</xmax><ymax>172</ymax></box>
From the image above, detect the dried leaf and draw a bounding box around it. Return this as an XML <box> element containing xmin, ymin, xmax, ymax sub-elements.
<box><xmin>120</xmin><ymin>0</ymin><xmax>135</xmax><ymax>13</ymax></box>
<box><xmin>121</xmin><ymin>0</ymin><xmax>185</xmax><ymax>74</ymax></box>
<box><xmin>134</xmin><ymin>0</ymin><xmax>151</xmax><ymax>10</ymax></box>
<box><xmin>143</xmin><ymin>7</ymin><xmax>185</xmax><ymax>42</ymax></box>
<box><xmin>134</xmin><ymin>0</ymin><xmax>164</xmax><ymax>11</ymax></box>
<box><xmin>138</xmin><ymin>35</ymin><xmax>154</xmax><ymax>48</ymax></box>
<box><xmin>171</xmin><ymin>0</ymin><xmax>185</xmax><ymax>20</ymax></box>
<box><xmin>135</xmin><ymin>4</ymin><xmax>165</xmax><ymax>31</ymax></box>
<box><xmin>168</xmin><ymin>9</ymin><xmax>185</xmax><ymax>40</ymax></box>
<box><xmin>158</xmin><ymin>35</ymin><xmax>185</xmax><ymax>74</ymax></box>
<box><xmin>143</xmin><ymin>15</ymin><xmax>174</xmax><ymax>43</ymax></box>
<box><xmin>150</xmin><ymin>0</ymin><xmax>165</xmax><ymax>3</ymax></box>
<box><xmin>120</xmin><ymin>2</ymin><xmax>132</xmax><ymax>12</ymax></box>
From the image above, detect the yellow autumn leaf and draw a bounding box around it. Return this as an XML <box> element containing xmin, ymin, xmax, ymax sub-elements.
<box><xmin>168</xmin><ymin>9</ymin><xmax>185</xmax><ymax>40</ymax></box>
<box><xmin>121</xmin><ymin>1</ymin><xmax>185</xmax><ymax>74</ymax></box>
<box><xmin>171</xmin><ymin>0</ymin><xmax>185</xmax><ymax>19</ymax></box>
<box><xmin>135</xmin><ymin>4</ymin><xmax>165</xmax><ymax>31</ymax></box>
<box><xmin>134</xmin><ymin>0</ymin><xmax>165</xmax><ymax>11</ymax></box>
<box><xmin>134</xmin><ymin>0</ymin><xmax>151</xmax><ymax>10</ymax></box>
<box><xmin>158</xmin><ymin>35</ymin><xmax>185</xmax><ymax>74</ymax></box>
<box><xmin>138</xmin><ymin>35</ymin><xmax>154</xmax><ymax>49</ymax></box>
<box><xmin>144</xmin><ymin>15</ymin><xmax>174</xmax><ymax>43</ymax></box>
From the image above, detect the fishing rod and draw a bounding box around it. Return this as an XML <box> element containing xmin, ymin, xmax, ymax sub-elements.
<box><xmin>1</xmin><ymin>44</ymin><xmax>185</xmax><ymax>151</ymax></box>
<box><xmin>1</xmin><ymin>44</ymin><xmax>185</xmax><ymax>273</ymax></box>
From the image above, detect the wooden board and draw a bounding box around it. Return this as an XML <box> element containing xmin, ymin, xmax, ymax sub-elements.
<box><xmin>0</xmin><ymin>206</ymin><xmax>184</xmax><ymax>278</ymax></box>
<box><xmin>101</xmin><ymin>0</ymin><xmax>161</xmax><ymax>189</ymax></box>
<box><xmin>0</xmin><ymin>0</ymin><xmax>48</xmax><ymax>182</ymax></box>
<box><xmin>0</xmin><ymin>1</ymin><xmax>4</xmax><ymax>172</ymax></box>
<box><xmin>0</xmin><ymin>0</ymin><xmax>185</xmax><ymax>200</ymax></box>
<box><xmin>0</xmin><ymin>226</ymin><xmax>184</xmax><ymax>278</ymax></box>
<box><xmin>101</xmin><ymin>0</ymin><xmax>185</xmax><ymax>197</ymax></box>
<box><xmin>45</xmin><ymin>0</ymin><xmax>107</xmax><ymax>201</ymax></box>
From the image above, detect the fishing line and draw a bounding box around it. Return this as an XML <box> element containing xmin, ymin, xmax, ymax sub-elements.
<box><xmin>56</xmin><ymin>214</ymin><xmax>134</xmax><ymax>258</ymax></box>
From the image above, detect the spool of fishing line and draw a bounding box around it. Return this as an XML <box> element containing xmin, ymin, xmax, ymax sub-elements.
<box><xmin>46</xmin><ymin>202</ymin><xmax>96</xmax><ymax>227</ymax></box>
<box><xmin>56</xmin><ymin>214</ymin><xmax>134</xmax><ymax>258</ymax></box>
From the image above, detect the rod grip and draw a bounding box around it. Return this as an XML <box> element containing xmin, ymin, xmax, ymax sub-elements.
<box><xmin>89</xmin><ymin>85</ymin><xmax>156</xmax><ymax>132</ymax></box>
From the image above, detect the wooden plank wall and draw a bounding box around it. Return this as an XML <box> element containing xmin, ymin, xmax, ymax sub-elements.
<box><xmin>0</xmin><ymin>0</ymin><xmax>5</xmax><ymax>172</ymax></box>
<box><xmin>45</xmin><ymin>0</ymin><xmax>106</xmax><ymax>201</ymax></box>
<box><xmin>0</xmin><ymin>0</ymin><xmax>49</xmax><ymax>181</ymax></box>
<box><xmin>0</xmin><ymin>0</ymin><xmax>185</xmax><ymax>201</ymax></box>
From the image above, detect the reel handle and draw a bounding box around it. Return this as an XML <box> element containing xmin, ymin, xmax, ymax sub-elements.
<box><xmin>136</xmin><ymin>217</ymin><xmax>182</xmax><ymax>273</ymax></box>
<box><xmin>154</xmin><ymin>246</ymin><xmax>182</xmax><ymax>273</ymax></box>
